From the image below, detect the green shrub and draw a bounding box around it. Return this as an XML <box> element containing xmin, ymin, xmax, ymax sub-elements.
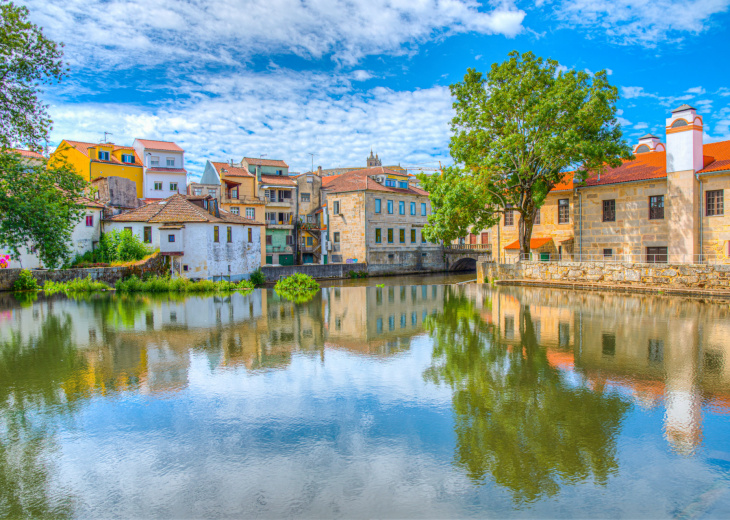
<box><xmin>65</xmin><ymin>230</ymin><xmax>150</xmax><ymax>268</ymax></box>
<box><xmin>115</xmin><ymin>275</ymin><xmax>255</xmax><ymax>294</ymax></box>
<box><xmin>44</xmin><ymin>276</ymin><xmax>111</xmax><ymax>295</ymax></box>
<box><xmin>13</xmin><ymin>269</ymin><xmax>39</xmax><ymax>291</ymax></box>
<box><xmin>249</xmin><ymin>268</ymin><xmax>266</xmax><ymax>286</ymax></box>
<box><xmin>274</xmin><ymin>273</ymin><xmax>319</xmax><ymax>302</ymax></box>
<box><xmin>348</xmin><ymin>270</ymin><xmax>368</xmax><ymax>279</ymax></box>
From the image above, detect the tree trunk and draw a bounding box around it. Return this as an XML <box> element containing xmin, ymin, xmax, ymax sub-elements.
<box><xmin>518</xmin><ymin>196</ymin><xmax>537</xmax><ymax>261</ymax></box>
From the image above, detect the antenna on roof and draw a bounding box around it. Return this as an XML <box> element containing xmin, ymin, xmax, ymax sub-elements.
<box><xmin>308</xmin><ymin>152</ymin><xmax>318</xmax><ymax>173</ymax></box>
<box><xmin>102</xmin><ymin>131</ymin><xmax>112</xmax><ymax>143</ymax></box>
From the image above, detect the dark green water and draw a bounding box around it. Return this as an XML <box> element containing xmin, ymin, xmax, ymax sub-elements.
<box><xmin>1</xmin><ymin>277</ymin><xmax>729</xmax><ymax>518</ymax></box>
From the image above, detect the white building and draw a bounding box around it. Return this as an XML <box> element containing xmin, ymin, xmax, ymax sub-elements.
<box><xmin>133</xmin><ymin>139</ymin><xmax>187</xmax><ymax>200</ymax></box>
<box><xmin>105</xmin><ymin>194</ymin><xmax>263</xmax><ymax>280</ymax></box>
<box><xmin>3</xmin><ymin>197</ymin><xmax>104</xmax><ymax>269</ymax></box>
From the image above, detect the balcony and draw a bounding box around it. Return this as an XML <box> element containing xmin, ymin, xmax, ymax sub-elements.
<box><xmin>444</xmin><ymin>243</ymin><xmax>492</xmax><ymax>253</ymax></box>
<box><xmin>266</xmin><ymin>245</ymin><xmax>294</xmax><ymax>254</ymax></box>
<box><xmin>221</xmin><ymin>194</ymin><xmax>264</xmax><ymax>205</ymax></box>
<box><xmin>266</xmin><ymin>215</ymin><xmax>294</xmax><ymax>228</ymax></box>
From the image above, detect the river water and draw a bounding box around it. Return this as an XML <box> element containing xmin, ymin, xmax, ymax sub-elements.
<box><xmin>1</xmin><ymin>275</ymin><xmax>729</xmax><ymax>518</ymax></box>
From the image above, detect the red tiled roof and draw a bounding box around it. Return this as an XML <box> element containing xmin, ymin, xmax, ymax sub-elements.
<box><xmin>78</xmin><ymin>196</ymin><xmax>105</xmax><ymax>209</ymax></box>
<box><xmin>7</xmin><ymin>148</ymin><xmax>44</xmax><ymax>159</ymax></box>
<box><xmin>321</xmin><ymin>175</ymin><xmax>339</xmax><ymax>187</ymax></box>
<box><xmin>59</xmin><ymin>140</ymin><xmax>143</xmax><ymax>167</ymax></box>
<box><xmin>322</xmin><ymin>167</ymin><xmax>429</xmax><ymax>196</ymax></box>
<box><xmin>504</xmin><ymin>237</ymin><xmax>552</xmax><ymax>250</ymax></box>
<box><xmin>259</xmin><ymin>174</ymin><xmax>296</xmax><ymax>186</ymax></box>
<box><xmin>211</xmin><ymin>161</ymin><xmax>253</xmax><ymax>178</ymax></box>
<box><xmin>582</xmin><ymin>151</ymin><xmax>667</xmax><ymax>187</ymax></box>
<box><xmin>135</xmin><ymin>139</ymin><xmax>184</xmax><ymax>152</ymax></box>
<box><xmin>244</xmin><ymin>157</ymin><xmax>289</xmax><ymax>168</ymax></box>
<box><xmin>699</xmin><ymin>141</ymin><xmax>730</xmax><ymax>174</ymax></box>
<box><xmin>109</xmin><ymin>194</ymin><xmax>262</xmax><ymax>225</ymax></box>
<box><xmin>146</xmin><ymin>166</ymin><xmax>187</xmax><ymax>174</ymax></box>
<box><xmin>551</xmin><ymin>172</ymin><xmax>574</xmax><ymax>191</ymax></box>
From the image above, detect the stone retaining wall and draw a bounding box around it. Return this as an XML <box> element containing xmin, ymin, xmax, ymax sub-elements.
<box><xmin>261</xmin><ymin>262</ymin><xmax>368</xmax><ymax>281</ymax></box>
<box><xmin>478</xmin><ymin>260</ymin><xmax>730</xmax><ymax>289</ymax></box>
<box><xmin>0</xmin><ymin>252</ymin><xmax>171</xmax><ymax>291</ymax></box>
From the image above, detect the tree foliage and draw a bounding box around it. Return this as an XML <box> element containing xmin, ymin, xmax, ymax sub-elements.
<box><xmin>0</xmin><ymin>1</ymin><xmax>65</xmax><ymax>149</ymax></box>
<box><xmin>0</xmin><ymin>151</ymin><xmax>87</xmax><ymax>268</ymax></box>
<box><xmin>422</xmin><ymin>51</ymin><xmax>633</xmax><ymax>255</ymax></box>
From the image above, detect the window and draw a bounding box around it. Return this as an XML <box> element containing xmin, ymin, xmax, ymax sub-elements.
<box><xmin>208</xmin><ymin>189</ymin><xmax>217</xmax><ymax>198</ymax></box>
<box><xmin>245</xmin><ymin>208</ymin><xmax>255</xmax><ymax>219</ymax></box>
<box><xmin>248</xmin><ymin>228</ymin><xmax>252</xmax><ymax>243</ymax></box>
<box><xmin>143</xmin><ymin>226</ymin><xmax>152</xmax><ymax>243</ymax></box>
<box><xmin>214</xmin><ymin>226</ymin><xmax>219</xmax><ymax>242</ymax></box>
<box><xmin>421</xmin><ymin>203</ymin><xmax>426</xmax><ymax>216</ymax></box>
<box><xmin>227</xmin><ymin>226</ymin><xmax>232</xmax><ymax>243</ymax></box>
<box><xmin>266</xmin><ymin>212</ymin><xmax>276</xmax><ymax>223</ymax></box>
<box><xmin>671</xmin><ymin>119</ymin><xmax>688</xmax><ymax>128</ymax></box>
<box><xmin>170</xmin><ymin>182</ymin><xmax>178</xmax><ymax>192</ymax></box>
<box><xmin>333</xmin><ymin>232</ymin><xmax>340</xmax><ymax>243</ymax></box>
<box><xmin>635</xmin><ymin>144</ymin><xmax>651</xmax><ymax>153</ymax></box>
<box><xmin>387</xmin><ymin>200</ymin><xmax>393</xmax><ymax>214</ymax></box>
<box><xmin>411</xmin><ymin>229</ymin><xmax>416</xmax><ymax>242</ymax></box>
<box><xmin>421</xmin><ymin>231</ymin><xmax>426</xmax><ymax>243</ymax></box>
<box><xmin>603</xmin><ymin>199</ymin><xmax>616</xmax><ymax>222</ymax></box>
<box><xmin>183</xmin><ymin>265</ymin><xmax>188</xmax><ymax>272</ymax></box>
<box><xmin>385</xmin><ymin>179</ymin><xmax>396</xmax><ymax>187</ymax></box>
<box><xmin>230</xmin><ymin>187</ymin><xmax>238</xmax><ymax>199</ymax></box>
<box><xmin>268</xmin><ymin>190</ymin><xmax>276</xmax><ymax>202</ymax></box>
<box><xmin>399</xmin><ymin>229</ymin><xmax>405</xmax><ymax>243</ymax></box>
<box><xmin>649</xmin><ymin>195</ymin><xmax>664</xmax><ymax>220</ymax></box>
<box><xmin>153</xmin><ymin>181</ymin><xmax>162</xmax><ymax>191</ymax></box>
<box><xmin>603</xmin><ymin>248</ymin><xmax>613</xmax><ymax>258</ymax></box>
<box><xmin>706</xmin><ymin>190</ymin><xmax>724</xmax><ymax>216</ymax></box>
<box><xmin>166</xmin><ymin>158</ymin><xmax>175</xmax><ymax>167</ymax></box>
<box><xmin>410</xmin><ymin>202</ymin><xmax>416</xmax><ymax>215</ymax></box>
<box><xmin>333</xmin><ymin>201</ymin><xmax>340</xmax><ymax>214</ymax></box>
<box><xmin>230</xmin><ymin>207</ymin><xmax>239</xmax><ymax>215</ymax></box>
<box><xmin>276</xmin><ymin>169</ymin><xmax>283</xmax><ymax>175</ymax></box>
<box><xmin>301</xmin><ymin>192</ymin><xmax>310</xmax><ymax>202</ymax></box>
<box><xmin>168</xmin><ymin>234</ymin><xmax>175</xmax><ymax>243</ymax></box>
<box><xmin>98</xmin><ymin>150</ymin><xmax>110</xmax><ymax>161</ymax></box>
<box><xmin>306</xmin><ymin>237</ymin><xmax>313</xmax><ymax>246</ymax></box>
<box><xmin>121</xmin><ymin>154</ymin><xmax>134</xmax><ymax>163</ymax></box>
<box><xmin>387</xmin><ymin>228</ymin><xmax>394</xmax><ymax>243</ymax></box>
<box><xmin>286</xmin><ymin>235</ymin><xmax>294</xmax><ymax>246</ymax></box>
<box><xmin>193</xmin><ymin>188</ymin><xmax>203</xmax><ymax>196</ymax></box>
<box><xmin>375</xmin><ymin>228</ymin><xmax>381</xmax><ymax>243</ymax></box>
<box><xmin>375</xmin><ymin>198</ymin><xmax>381</xmax><ymax>213</ymax></box>
<box><xmin>558</xmin><ymin>199</ymin><xmax>570</xmax><ymax>224</ymax></box>
<box><xmin>534</xmin><ymin>210</ymin><xmax>540</xmax><ymax>225</ymax></box>
<box><xmin>151</xmin><ymin>156</ymin><xmax>159</xmax><ymax>166</ymax></box>
<box><xmin>279</xmin><ymin>190</ymin><xmax>291</xmax><ymax>201</ymax></box>
<box><xmin>646</xmin><ymin>246</ymin><xmax>668</xmax><ymax>263</ymax></box>
<box><xmin>504</xmin><ymin>206</ymin><xmax>514</xmax><ymax>226</ymax></box>
<box><xmin>398</xmin><ymin>181</ymin><xmax>408</xmax><ymax>189</ymax></box>
<box><xmin>85</xmin><ymin>215</ymin><xmax>94</xmax><ymax>227</ymax></box>
<box><xmin>266</xmin><ymin>234</ymin><xmax>272</xmax><ymax>245</ymax></box>
<box><xmin>399</xmin><ymin>201</ymin><xmax>405</xmax><ymax>215</ymax></box>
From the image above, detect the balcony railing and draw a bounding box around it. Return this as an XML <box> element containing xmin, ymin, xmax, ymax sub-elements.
<box><xmin>445</xmin><ymin>243</ymin><xmax>492</xmax><ymax>252</ymax></box>
<box><xmin>266</xmin><ymin>245</ymin><xmax>294</xmax><ymax>253</ymax></box>
<box><xmin>266</xmin><ymin>216</ymin><xmax>293</xmax><ymax>226</ymax></box>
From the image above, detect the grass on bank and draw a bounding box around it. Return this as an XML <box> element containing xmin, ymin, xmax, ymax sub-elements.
<box><xmin>44</xmin><ymin>276</ymin><xmax>112</xmax><ymax>295</ymax></box>
<box><xmin>115</xmin><ymin>275</ymin><xmax>255</xmax><ymax>293</ymax></box>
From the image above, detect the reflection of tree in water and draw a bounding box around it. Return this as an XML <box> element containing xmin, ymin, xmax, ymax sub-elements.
<box><xmin>0</xmin><ymin>313</ymin><xmax>83</xmax><ymax>518</ymax></box>
<box><xmin>424</xmin><ymin>289</ymin><xmax>629</xmax><ymax>503</ymax></box>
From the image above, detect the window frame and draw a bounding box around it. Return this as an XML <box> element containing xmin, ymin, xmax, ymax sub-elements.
<box><xmin>168</xmin><ymin>234</ymin><xmax>175</xmax><ymax>243</ymax></box>
<box><xmin>245</xmin><ymin>208</ymin><xmax>255</xmax><ymax>219</ymax></box>
<box><xmin>602</xmin><ymin>199</ymin><xmax>616</xmax><ymax>222</ymax></box>
<box><xmin>213</xmin><ymin>226</ymin><xmax>220</xmax><ymax>243</ymax></box>
<box><xmin>153</xmin><ymin>181</ymin><xmax>163</xmax><ymax>191</ymax></box>
<box><xmin>649</xmin><ymin>195</ymin><xmax>664</xmax><ymax>220</ymax></box>
<box><xmin>301</xmin><ymin>192</ymin><xmax>310</xmax><ymax>202</ymax></box>
<box><xmin>410</xmin><ymin>202</ymin><xmax>416</xmax><ymax>215</ymax></box>
<box><xmin>706</xmin><ymin>189</ymin><xmax>724</xmax><ymax>217</ymax></box>
<box><xmin>504</xmin><ymin>206</ymin><xmax>514</xmax><ymax>226</ymax></box>
<box><xmin>170</xmin><ymin>182</ymin><xmax>178</xmax><ymax>192</ymax></box>
<box><xmin>399</xmin><ymin>228</ymin><xmax>405</xmax><ymax>243</ymax></box>
<box><xmin>646</xmin><ymin>246</ymin><xmax>668</xmax><ymax>263</ymax></box>
<box><xmin>226</xmin><ymin>226</ymin><xmax>232</xmax><ymax>243</ymax></box>
<box><xmin>410</xmin><ymin>229</ymin><xmax>416</xmax><ymax>242</ymax></box>
<box><xmin>375</xmin><ymin>228</ymin><xmax>381</xmax><ymax>244</ymax></box>
<box><xmin>387</xmin><ymin>200</ymin><xmax>393</xmax><ymax>214</ymax></box>
<box><xmin>333</xmin><ymin>200</ymin><xmax>340</xmax><ymax>214</ymax></box>
<box><xmin>98</xmin><ymin>150</ymin><xmax>110</xmax><ymax>161</ymax></box>
<box><xmin>85</xmin><ymin>215</ymin><xmax>94</xmax><ymax>227</ymax></box>
<box><xmin>399</xmin><ymin>201</ymin><xmax>405</xmax><ymax>215</ymax></box>
<box><xmin>375</xmin><ymin>198</ymin><xmax>381</xmax><ymax>214</ymax></box>
<box><xmin>387</xmin><ymin>228</ymin><xmax>394</xmax><ymax>243</ymax></box>
<box><xmin>230</xmin><ymin>207</ymin><xmax>240</xmax><ymax>215</ymax></box>
<box><xmin>143</xmin><ymin>226</ymin><xmax>152</xmax><ymax>244</ymax></box>
<box><xmin>248</xmin><ymin>228</ymin><xmax>253</xmax><ymax>243</ymax></box>
<box><xmin>534</xmin><ymin>209</ymin><xmax>540</xmax><ymax>225</ymax></box>
<box><xmin>333</xmin><ymin>232</ymin><xmax>340</xmax><ymax>243</ymax></box>
<box><xmin>558</xmin><ymin>199</ymin><xmax>570</xmax><ymax>225</ymax></box>
<box><xmin>166</xmin><ymin>158</ymin><xmax>175</xmax><ymax>167</ymax></box>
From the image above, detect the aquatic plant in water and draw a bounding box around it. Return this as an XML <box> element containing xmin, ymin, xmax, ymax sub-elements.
<box><xmin>274</xmin><ymin>273</ymin><xmax>319</xmax><ymax>303</ymax></box>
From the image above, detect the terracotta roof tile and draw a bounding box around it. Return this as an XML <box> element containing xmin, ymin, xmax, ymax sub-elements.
<box><xmin>7</xmin><ymin>148</ymin><xmax>44</xmax><ymax>159</ymax></box>
<box><xmin>582</xmin><ymin>152</ymin><xmax>667</xmax><ymax>187</ymax></box>
<box><xmin>259</xmin><ymin>174</ymin><xmax>296</xmax><ymax>186</ymax></box>
<box><xmin>551</xmin><ymin>172</ymin><xmax>574</xmax><ymax>191</ymax></box>
<box><xmin>699</xmin><ymin>141</ymin><xmax>730</xmax><ymax>174</ymax></box>
<box><xmin>323</xmin><ymin>167</ymin><xmax>428</xmax><ymax>196</ymax></box>
<box><xmin>135</xmin><ymin>139</ymin><xmax>184</xmax><ymax>152</ymax></box>
<box><xmin>146</xmin><ymin>166</ymin><xmax>187</xmax><ymax>174</ymax></box>
<box><xmin>505</xmin><ymin>237</ymin><xmax>552</xmax><ymax>250</ymax></box>
<box><xmin>244</xmin><ymin>157</ymin><xmax>288</xmax><ymax>168</ymax></box>
<box><xmin>211</xmin><ymin>161</ymin><xmax>253</xmax><ymax>178</ymax></box>
<box><xmin>109</xmin><ymin>194</ymin><xmax>262</xmax><ymax>225</ymax></box>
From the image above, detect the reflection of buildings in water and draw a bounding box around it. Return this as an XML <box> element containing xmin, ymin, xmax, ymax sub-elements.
<box><xmin>479</xmin><ymin>286</ymin><xmax>730</xmax><ymax>455</ymax></box>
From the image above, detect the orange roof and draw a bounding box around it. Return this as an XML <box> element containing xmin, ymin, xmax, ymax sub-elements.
<box><xmin>244</xmin><ymin>157</ymin><xmax>288</xmax><ymax>168</ymax></box>
<box><xmin>504</xmin><ymin>237</ymin><xmax>552</xmax><ymax>250</ymax></box>
<box><xmin>699</xmin><ymin>140</ymin><xmax>730</xmax><ymax>174</ymax></box>
<box><xmin>551</xmin><ymin>172</ymin><xmax>574</xmax><ymax>191</ymax></box>
<box><xmin>7</xmin><ymin>148</ymin><xmax>44</xmax><ymax>159</ymax></box>
<box><xmin>259</xmin><ymin>174</ymin><xmax>296</xmax><ymax>186</ymax></box>
<box><xmin>583</xmin><ymin>151</ymin><xmax>667</xmax><ymax>187</ymax></box>
<box><xmin>134</xmin><ymin>139</ymin><xmax>184</xmax><ymax>152</ymax></box>
<box><xmin>211</xmin><ymin>162</ymin><xmax>253</xmax><ymax>178</ymax></box>
<box><xmin>322</xmin><ymin>167</ymin><xmax>429</xmax><ymax>196</ymax></box>
<box><xmin>109</xmin><ymin>194</ymin><xmax>262</xmax><ymax>225</ymax></box>
<box><xmin>321</xmin><ymin>175</ymin><xmax>339</xmax><ymax>187</ymax></box>
<box><xmin>59</xmin><ymin>140</ymin><xmax>143</xmax><ymax>167</ymax></box>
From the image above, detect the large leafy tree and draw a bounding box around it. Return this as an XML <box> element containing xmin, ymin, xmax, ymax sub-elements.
<box><xmin>0</xmin><ymin>151</ymin><xmax>87</xmax><ymax>268</ymax></box>
<box><xmin>0</xmin><ymin>1</ymin><xmax>65</xmax><ymax>149</ymax></box>
<box><xmin>422</xmin><ymin>51</ymin><xmax>632</xmax><ymax>257</ymax></box>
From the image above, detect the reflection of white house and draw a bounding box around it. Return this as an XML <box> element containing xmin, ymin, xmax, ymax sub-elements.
<box><xmin>105</xmin><ymin>194</ymin><xmax>263</xmax><ymax>280</ymax></box>
<box><xmin>133</xmin><ymin>139</ymin><xmax>187</xmax><ymax>201</ymax></box>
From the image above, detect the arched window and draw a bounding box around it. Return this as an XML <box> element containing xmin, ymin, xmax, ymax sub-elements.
<box><xmin>671</xmin><ymin>119</ymin><xmax>688</xmax><ymax>128</ymax></box>
<box><xmin>635</xmin><ymin>144</ymin><xmax>651</xmax><ymax>153</ymax></box>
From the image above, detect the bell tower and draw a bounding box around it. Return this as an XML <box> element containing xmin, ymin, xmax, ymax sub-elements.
<box><xmin>367</xmin><ymin>149</ymin><xmax>382</xmax><ymax>168</ymax></box>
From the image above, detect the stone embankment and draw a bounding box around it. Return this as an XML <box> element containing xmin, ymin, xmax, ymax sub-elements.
<box><xmin>478</xmin><ymin>260</ymin><xmax>730</xmax><ymax>297</ymax></box>
<box><xmin>0</xmin><ymin>253</ymin><xmax>171</xmax><ymax>291</ymax></box>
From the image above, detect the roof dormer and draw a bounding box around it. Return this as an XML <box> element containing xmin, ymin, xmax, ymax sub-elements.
<box><xmin>634</xmin><ymin>134</ymin><xmax>665</xmax><ymax>154</ymax></box>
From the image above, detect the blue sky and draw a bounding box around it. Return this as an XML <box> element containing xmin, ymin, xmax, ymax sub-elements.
<box><xmin>22</xmin><ymin>0</ymin><xmax>730</xmax><ymax>179</ymax></box>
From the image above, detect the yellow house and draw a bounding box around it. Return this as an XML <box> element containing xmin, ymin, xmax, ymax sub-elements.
<box><xmin>51</xmin><ymin>140</ymin><xmax>144</xmax><ymax>198</ymax></box>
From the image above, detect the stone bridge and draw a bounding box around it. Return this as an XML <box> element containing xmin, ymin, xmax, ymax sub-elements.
<box><xmin>443</xmin><ymin>245</ymin><xmax>492</xmax><ymax>271</ymax></box>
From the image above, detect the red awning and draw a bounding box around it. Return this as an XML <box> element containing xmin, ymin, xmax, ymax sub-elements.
<box><xmin>504</xmin><ymin>237</ymin><xmax>552</xmax><ymax>250</ymax></box>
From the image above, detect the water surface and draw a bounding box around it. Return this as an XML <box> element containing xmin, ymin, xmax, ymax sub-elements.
<box><xmin>1</xmin><ymin>278</ymin><xmax>729</xmax><ymax>518</ymax></box>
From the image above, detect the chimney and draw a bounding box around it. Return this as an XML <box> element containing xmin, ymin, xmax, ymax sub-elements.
<box><xmin>666</xmin><ymin>104</ymin><xmax>703</xmax><ymax>173</ymax></box>
<box><xmin>634</xmin><ymin>134</ymin><xmax>664</xmax><ymax>154</ymax></box>
<box><xmin>317</xmin><ymin>166</ymin><xmax>322</xmax><ymax>177</ymax></box>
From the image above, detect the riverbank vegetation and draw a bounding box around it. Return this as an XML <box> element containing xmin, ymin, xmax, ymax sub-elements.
<box><xmin>66</xmin><ymin>230</ymin><xmax>151</xmax><ymax>268</ymax></box>
<box><xmin>274</xmin><ymin>273</ymin><xmax>319</xmax><ymax>303</ymax></box>
<box><xmin>115</xmin><ymin>275</ymin><xmax>254</xmax><ymax>294</ymax></box>
<box><xmin>43</xmin><ymin>276</ymin><xmax>111</xmax><ymax>295</ymax></box>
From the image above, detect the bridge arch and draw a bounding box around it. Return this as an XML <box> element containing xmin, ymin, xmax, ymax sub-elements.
<box><xmin>449</xmin><ymin>257</ymin><xmax>478</xmax><ymax>272</ymax></box>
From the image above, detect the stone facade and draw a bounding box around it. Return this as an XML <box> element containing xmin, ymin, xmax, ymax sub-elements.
<box><xmin>700</xmin><ymin>172</ymin><xmax>730</xmax><ymax>259</ymax></box>
<box><xmin>479</xmin><ymin>260</ymin><xmax>730</xmax><ymax>290</ymax></box>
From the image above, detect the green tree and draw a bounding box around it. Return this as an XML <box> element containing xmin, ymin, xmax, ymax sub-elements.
<box><xmin>423</xmin><ymin>287</ymin><xmax>629</xmax><ymax>503</ymax></box>
<box><xmin>0</xmin><ymin>1</ymin><xmax>65</xmax><ymax>149</ymax></box>
<box><xmin>0</xmin><ymin>151</ymin><xmax>87</xmax><ymax>268</ymax></box>
<box><xmin>422</xmin><ymin>51</ymin><xmax>632</xmax><ymax>256</ymax></box>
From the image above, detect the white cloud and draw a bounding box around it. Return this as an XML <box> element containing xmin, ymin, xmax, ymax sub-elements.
<box><xmin>686</xmin><ymin>86</ymin><xmax>706</xmax><ymax>95</ymax></box>
<box><xmin>22</xmin><ymin>0</ymin><xmax>526</xmax><ymax>68</ymax></box>
<box><xmin>621</xmin><ymin>86</ymin><xmax>654</xmax><ymax>99</ymax></box>
<box><xmin>48</xmin><ymin>70</ymin><xmax>455</xmax><ymax>176</ymax></box>
<box><xmin>634</xmin><ymin>122</ymin><xmax>648</xmax><ymax>130</ymax></box>
<box><xmin>550</xmin><ymin>0</ymin><xmax>730</xmax><ymax>46</ymax></box>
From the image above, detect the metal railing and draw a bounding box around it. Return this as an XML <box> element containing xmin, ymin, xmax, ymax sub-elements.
<box><xmin>266</xmin><ymin>245</ymin><xmax>294</xmax><ymax>253</ymax></box>
<box><xmin>505</xmin><ymin>252</ymin><xmax>730</xmax><ymax>265</ymax></box>
<box><xmin>445</xmin><ymin>243</ymin><xmax>493</xmax><ymax>252</ymax></box>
